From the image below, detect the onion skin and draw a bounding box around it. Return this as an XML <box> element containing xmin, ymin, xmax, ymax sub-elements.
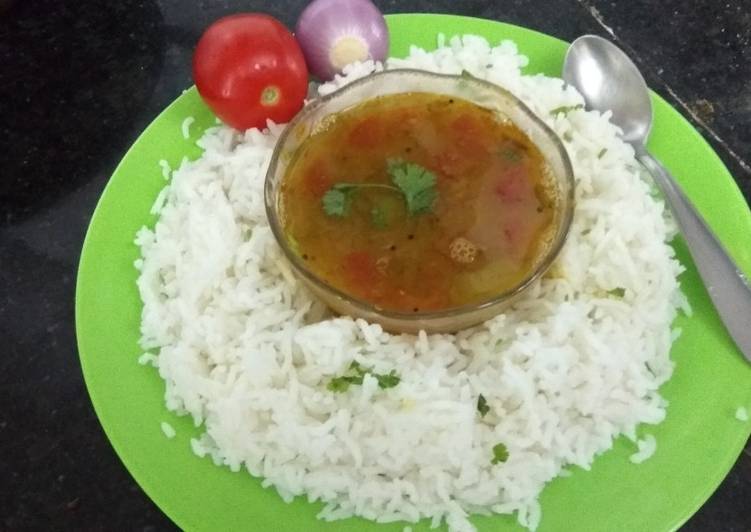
<box><xmin>295</xmin><ymin>0</ymin><xmax>389</xmax><ymax>80</ymax></box>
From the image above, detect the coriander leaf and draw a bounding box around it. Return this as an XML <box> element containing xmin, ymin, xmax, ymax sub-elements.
<box><xmin>327</xmin><ymin>374</ymin><xmax>363</xmax><ymax>392</ymax></box>
<box><xmin>347</xmin><ymin>374</ymin><xmax>364</xmax><ymax>385</ymax></box>
<box><xmin>460</xmin><ymin>69</ymin><xmax>476</xmax><ymax>79</ymax></box>
<box><xmin>327</xmin><ymin>376</ymin><xmax>352</xmax><ymax>392</ymax></box>
<box><xmin>321</xmin><ymin>182</ymin><xmax>399</xmax><ymax>218</ymax></box>
<box><xmin>477</xmin><ymin>394</ymin><xmax>490</xmax><ymax>417</ymax></box>
<box><xmin>329</xmin><ymin>363</ymin><xmax>399</xmax><ymax>393</ymax></box>
<box><xmin>491</xmin><ymin>442</ymin><xmax>509</xmax><ymax>465</ymax></box>
<box><xmin>350</xmin><ymin>360</ymin><xmax>367</xmax><ymax>376</ymax></box>
<box><xmin>375</xmin><ymin>370</ymin><xmax>400</xmax><ymax>389</ymax></box>
<box><xmin>410</xmin><ymin>187</ymin><xmax>437</xmax><ymax>215</ymax></box>
<box><xmin>371</xmin><ymin>206</ymin><xmax>387</xmax><ymax>229</ymax></box>
<box><xmin>388</xmin><ymin>160</ymin><xmax>438</xmax><ymax>216</ymax></box>
<box><xmin>608</xmin><ymin>287</ymin><xmax>626</xmax><ymax>298</ymax></box>
<box><xmin>550</xmin><ymin>104</ymin><xmax>584</xmax><ymax>116</ymax></box>
<box><xmin>597</xmin><ymin>148</ymin><xmax>608</xmax><ymax>159</ymax></box>
<box><xmin>322</xmin><ymin>188</ymin><xmax>351</xmax><ymax>217</ymax></box>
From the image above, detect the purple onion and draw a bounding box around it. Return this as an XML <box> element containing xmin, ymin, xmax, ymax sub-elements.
<box><xmin>295</xmin><ymin>0</ymin><xmax>389</xmax><ymax>80</ymax></box>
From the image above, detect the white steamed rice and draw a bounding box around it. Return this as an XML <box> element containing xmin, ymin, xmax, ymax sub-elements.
<box><xmin>161</xmin><ymin>421</ymin><xmax>177</xmax><ymax>439</ymax></box>
<box><xmin>181</xmin><ymin>116</ymin><xmax>195</xmax><ymax>140</ymax></box>
<box><xmin>134</xmin><ymin>35</ymin><xmax>685</xmax><ymax>531</ymax></box>
<box><xmin>629</xmin><ymin>434</ymin><xmax>657</xmax><ymax>464</ymax></box>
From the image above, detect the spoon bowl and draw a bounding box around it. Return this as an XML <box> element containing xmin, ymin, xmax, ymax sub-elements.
<box><xmin>563</xmin><ymin>34</ymin><xmax>751</xmax><ymax>363</ymax></box>
<box><xmin>563</xmin><ymin>36</ymin><xmax>652</xmax><ymax>145</ymax></box>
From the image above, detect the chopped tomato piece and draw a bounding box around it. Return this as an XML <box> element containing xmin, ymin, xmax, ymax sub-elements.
<box><xmin>494</xmin><ymin>165</ymin><xmax>531</xmax><ymax>202</ymax></box>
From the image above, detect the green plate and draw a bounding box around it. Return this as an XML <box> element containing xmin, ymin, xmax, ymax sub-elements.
<box><xmin>76</xmin><ymin>14</ymin><xmax>751</xmax><ymax>532</ymax></box>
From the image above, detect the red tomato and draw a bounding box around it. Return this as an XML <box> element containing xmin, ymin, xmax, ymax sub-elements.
<box><xmin>193</xmin><ymin>14</ymin><xmax>309</xmax><ymax>130</ymax></box>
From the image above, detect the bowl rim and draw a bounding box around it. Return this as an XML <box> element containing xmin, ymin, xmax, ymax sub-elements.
<box><xmin>264</xmin><ymin>68</ymin><xmax>575</xmax><ymax>321</ymax></box>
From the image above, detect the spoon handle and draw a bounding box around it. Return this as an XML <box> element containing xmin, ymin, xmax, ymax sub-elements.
<box><xmin>638</xmin><ymin>152</ymin><xmax>751</xmax><ymax>363</ymax></box>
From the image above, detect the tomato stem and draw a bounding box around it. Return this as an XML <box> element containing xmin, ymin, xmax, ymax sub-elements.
<box><xmin>261</xmin><ymin>86</ymin><xmax>280</xmax><ymax>106</ymax></box>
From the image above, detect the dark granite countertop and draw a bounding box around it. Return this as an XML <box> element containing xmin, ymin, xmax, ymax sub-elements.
<box><xmin>1</xmin><ymin>0</ymin><xmax>749</xmax><ymax>530</ymax></box>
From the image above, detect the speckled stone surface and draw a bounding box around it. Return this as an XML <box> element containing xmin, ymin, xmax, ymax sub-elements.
<box><xmin>0</xmin><ymin>0</ymin><xmax>748</xmax><ymax>530</ymax></box>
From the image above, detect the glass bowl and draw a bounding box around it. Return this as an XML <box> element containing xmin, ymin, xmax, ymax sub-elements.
<box><xmin>265</xmin><ymin>69</ymin><xmax>575</xmax><ymax>334</ymax></box>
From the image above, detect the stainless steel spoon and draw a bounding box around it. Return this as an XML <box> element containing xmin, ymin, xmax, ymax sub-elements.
<box><xmin>563</xmin><ymin>34</ymin><xmax>751</xmax><ymax>363</ymax></box>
